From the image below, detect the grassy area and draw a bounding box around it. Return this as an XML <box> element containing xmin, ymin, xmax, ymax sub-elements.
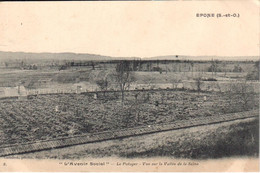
<box><xmin>122</xmin><ymin>118</ymin><xmax>259</xmax><ymax>159</ymax></box>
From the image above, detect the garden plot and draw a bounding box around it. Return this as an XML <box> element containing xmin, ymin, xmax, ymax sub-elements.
<box><xmin>0</xmin><ymin>90</ymin><xmax>258</xmax><ymax>148</ymax></box>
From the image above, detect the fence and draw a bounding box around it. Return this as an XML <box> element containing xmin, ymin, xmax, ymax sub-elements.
<box><xmin>0</xmin><ymin>81</ymin><xmax>259</xmax><ymax>99</ymax></box>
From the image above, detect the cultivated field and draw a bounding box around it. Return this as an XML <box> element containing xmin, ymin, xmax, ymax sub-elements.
<box><xmin>0</xmin><ymin>89</ymin><xmax>258</xmax><ymax>148</ymax></box>
<box><xmin>7</xmin><ymin>117</ymin><xmax>258</xmax><ymax>159</ymax></box>
<box><xmin>0</xmin><ymin>58</ymin><xmax>259</xmax><ymax>158</ymax></box>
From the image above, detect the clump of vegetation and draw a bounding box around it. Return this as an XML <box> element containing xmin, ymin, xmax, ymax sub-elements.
<box><xmin>246</xmin><ymin>70</ymin><xmax>259</xmax><ymax>80</ymax></box>
<box><xmin>96</xmin><ymin>78</ymin><xmax>109</xmax><ymax>96</ymax></box>
<box><xmin>246</xmin><ymin>61</ymin><xmax>259</xmax><ymax>80</ymax></box>
<box><xmin>224</xmin><ymin>81</ymin><xmax>256</xmax><ymax>112</ymax></box>
<box><xmin>233</xmin><ymin>64</ymin><xmax>243</xmax><ymax>72</ymax></box>
<box><xmin>202</xmin><ymin>78</ymin><xmax>217</xmax><ymax>81</ymax></box>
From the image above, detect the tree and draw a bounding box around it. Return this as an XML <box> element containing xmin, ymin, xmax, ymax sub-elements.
<box><xmin>225</xmin><ymin>80</ymin><xmax>255</xmax><ymax>112</ymax></box>
<box><xmin>254</xmin><ymin>61</ymin><xmax>260</xmax><ymax>71</ymax></box>
<box><xmin>170</xmin><ymin>78</ymin><xmax>181</xmax><ymax>90</ymax></box>
<box><xmin>146</xmin><ymin>76</ymin><xmax>156</xmax><ymax>90</ymax></box>
<box><xmin>233</xmin><ymin>81</ymin><xmax>255</xmax><ymax>110</ymax></box>
<box><xmin>191</xmin><ymin>62</ymin><xmax>194</xmax><ymax>77</ymax></box>
<box><xmin>222</xmin><ymin>61</ymin><xmax>227</xmax><ymax>76</ymax></box>
<box><xmin>209</xmin><ymin>59</ymin><xmax>219</xmax><ymax>77</ymax></box>
<box><xmin>91</xmin><ymin>61</ymin><xmax>95</xmax><ymax>70</ymax></box>
<box><xmin>94</xmin><ymin>70</ymin><xmax>113</xmax><ymax>97</ymax></box>
<box><xmin>195</xmin><ymin>77</ymin><xmax>202</xmax><ymax>93</ymax></box>
<box><xmin>96</xmin><ymin>78</ymin><xmax>109</xmax><ymax>96</ymax></box>
<box><xmin>246</xmin><ymin>61</ymin><xmax>259</xmax><ymax>80</ymax></box>
<box><xmin>114</xmin><ymin>61</ymin><xmax>135</xmax><ymax>105</ymax></box>
<box><xmin>233</xmin><ymin>64</ymin><xmax>243</xmax><ymax>72</ymax></box>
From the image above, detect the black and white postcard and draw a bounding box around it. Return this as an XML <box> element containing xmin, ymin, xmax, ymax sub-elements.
<box><xmin>0</xmin><ymin>1</ymin><xmax>259</xmax><ymax>172</ymax></box>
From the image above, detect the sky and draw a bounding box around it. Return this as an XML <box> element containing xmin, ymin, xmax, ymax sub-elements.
<box><xmin>0</xmin><ymin>1</ymin><xmax>259</xmax><ymax>59</ymax></box>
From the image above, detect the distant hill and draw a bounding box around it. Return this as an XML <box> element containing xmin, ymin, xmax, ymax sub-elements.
<box><xmin>145</xmin><ymin>55</ymin><xmax>259</xmax><ymax>61</ymax></box>
<box><xmin>0</xmin><ymin>51</ymin><xmax>140</xmax><ymax>62</ymax></box>
<box><xmin>0</xmin><ymin>51</ymin><xmax>258</xmax><ymax>62</ymax></box>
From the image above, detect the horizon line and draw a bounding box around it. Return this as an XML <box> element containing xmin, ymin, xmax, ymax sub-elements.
<box><xmin>0</xmin><ymin>50</ymin><xmax>259</xmax><ymax>61</ymax></box>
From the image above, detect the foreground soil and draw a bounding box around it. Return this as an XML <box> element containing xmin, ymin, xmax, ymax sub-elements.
<box><xmin>7</xmin><ymin>117</ymin><xmax>258</xmax><ymax>159</ymax></box>
<box><xmin>0</xmin><ymin>90</ymin><xmax>257</xmax><ymax>147</ymax></box>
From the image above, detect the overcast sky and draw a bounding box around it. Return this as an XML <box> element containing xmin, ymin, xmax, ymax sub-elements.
<box><xmin>0</xmin><ymin>1</ymin><xmax>259</xmax><ymax>59</ymax></box>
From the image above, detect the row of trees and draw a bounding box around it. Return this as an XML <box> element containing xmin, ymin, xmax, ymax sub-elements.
<box><xmin>96</xmin><ymin>66</ymin><xmax>257</xmax><ymax>110</ymax></box>
<box><xmin>95</xmin><ymin>60</ymin><xmax>259</xmax><ymax>104</ymax></box>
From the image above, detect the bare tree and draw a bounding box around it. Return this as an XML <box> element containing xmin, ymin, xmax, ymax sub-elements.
<box><xmin>209</xmin><ymin>59</ymin><xmax>219</xmax><ymax>77</ymax></box>
<box><xmin>96</xmin><ymin>78</ymin><xmax>109</xmax><ymax>96</ymax></box>
<box><xmin>233</xmin><ymin>81</ymin><xmax>255</xmax><ymax>110</ymax></box>
<box><xmin>170</xmin><ymin>78</ymin><xmax>182</xmax><ymax>90</ymax></box>
<box><xmin>114</xmin><ymin>61</ymin><xmax>135</xmax><ymax>105</ymax></box>
<box><xmin>225</xmin><ymin>80</ymin><xmax>256</xmax><ymax>112</ymax></box>
<box><xmin>191</xmin><ymin>62</ymin><xmax>194</xmax><ymax>77</ymax></box>
<box><xmin>146</xmin><ymin>76</ymin><xmax>156</xmax><ymax>90</ymax></box>
<box><xmin>195</xmin><ymin>77</ymin><xmax>202</xmax><ymax>93</ymax></box>
<box><xmin>222</xmin><ymin>61</ymin><xmax>227</xmax><ymax>76</ymax></box>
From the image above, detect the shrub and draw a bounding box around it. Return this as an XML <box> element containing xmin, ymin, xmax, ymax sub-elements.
<box><xmin>202</xmin><ymin>78</ymin><xmax>217</xmax><ymax>81</ymax></box>
<box><xmin>246</xmin><ymin>70</ymin><xmax>259</xmax><ymax>80</ymax></box>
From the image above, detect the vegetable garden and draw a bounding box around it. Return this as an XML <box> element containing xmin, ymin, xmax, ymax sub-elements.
<box><xmin>0</xmin><ymin>89</ymin><xmax>258</xmax><ymax>148</ymax></box>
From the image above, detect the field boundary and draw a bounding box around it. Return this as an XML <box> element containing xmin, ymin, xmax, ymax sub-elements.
<box><xmin>1</xmin><ymin>79</ymin><xmax>259</xmax><ymax>99</ymax></box>
<box><xmin>0</xmin><ymin>109</ymin><xmax>258</xmax><ymax>157</ymax></box>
